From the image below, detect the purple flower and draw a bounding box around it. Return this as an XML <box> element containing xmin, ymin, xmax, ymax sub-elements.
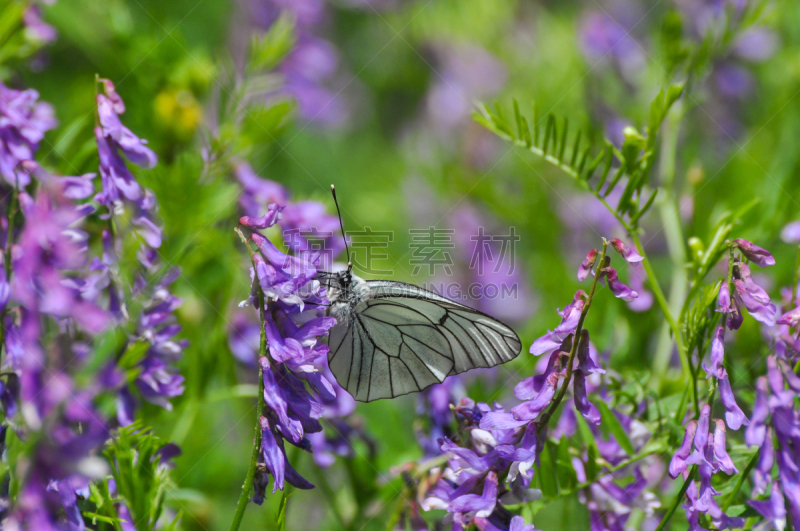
<box><xmin>235</xmin><ymin>162</ymin><xmax>289</xmax><ymax>218</ymax></box>
<box><xmin>749</xmin><ymin>481</ymin><xmax>787</xmax><ymax>529</ymax></box>
<box><xmin>0</xmin><ymin>80</ymin><xmax>57</xmax><ymax>189</ymax></box>
<box><xmin>716</xmin><ymin>282</ymin><xmax>743</xmax><ymax>330</ymax></box>
<box><xmin>254</xmin><ymin>416</ymin><xmax>314</xmax><ymax>498</ymax></box>
<box><xmin>670</xmin><ymin>420</ymin><xmax>697</xmax><ymax>478</ymax></box>
<box><xmin>777</xmin><ymin>306</ymin><xmax>800</xmax><ymax>328</ymax></box>
<box><xmin>732</xmin><ymin>261</ymin><xmax>776</xmax><ymax>326</ymax></box>
<box><xmin>712</xmin><ymin>420</ymin><xmax>737</xmax><ymax>474</ymax></box>
<box><xmin>23</xmin><ymin>7</ymin><xmax>58</xmax><ymax>43</ymax></box>
<box><xmin>448</xmin><ymin>470</ymin><xmax>498</xmax><ymax>522</ymax></box>
<box><xmin>416</xmin><ymin>379</ymin><xmax>463</xmax><ymax>458</ymax></box>
<box><xmin>246</xmin><ymin>212</ymin><xmax>339</xmax><ymax>502</ymax></box>
<box><xmin>240</xmin><ymin>203</ymin><xmax>284</xmax><ymax>229</ymax></box>
<box><xmin>745</xmin><ymin>377</ymin><xmax>769</xmax><ymax>446</ymax></box>
<box><xmin>579</xmin><ymin>11</ymin><xmax>644</xmax><ymax>69</ymax></box>
<box><xmin>94</xmin><ymin>79</ymin><xmax>163</xmax><ymax>265</ymax></box>
<box><xmin>706</xmin><ymin>326</ymin><xmax>726</xmax><ymax>379</ymax></box>
<box><xmin>752</xmin><ymin>428</ymin><xmax>774</xmax><ymax>495</ymax></box>
<box><xmin>781</xmin><ymin>220</ymin><xmax>800</xmax><ymax>244</ymax></box>
<box><xmin>529</xmin><ymin>291</ymin><xmax>585</xmax><ymax>356</ymax></box>
<box><xmin>248</xmin><ymin>0</ymin><xmax>347</xmax><ymax>127</ymax></box>
<box><xmin>604</xmin><ymin>266</ymin><xmax>638</xmax><ymax>302</ymax></box>
<box><xmin>228</xmin><ymin>312</ymin><xmax>261</xmax><ymax>365</ymax></box>
<box><xmin>474</xmin><ymin>515</ymin><xmax>540</xmax><ymax>531</ymax></box>
<box><xmin>577</xmin><ymin>249</ymin><xmax>597</xmax><ymax>281</ymax></box>
<box><xmin>573</xmin><ymin>370</ymin><xmax>601</xmax><ymax>425</ymax></box>
<box><xmin>674</xmin><ymin>405</ymin><xmax>744</xmax><ymax>529</ymax></box>
<box><xmin>717</xmin><ymin>376</ymin><xmax>749</xmax><ymax>430</ymax></box>
<box><xmin>609</xmin><ymin>238</ymin><xmax>644</xmax><ymax>263</ymax></box>
<box><xmin>733</xmin><ymin>238</ymin><xmax>775</xmax><ymax>267</ymax></box>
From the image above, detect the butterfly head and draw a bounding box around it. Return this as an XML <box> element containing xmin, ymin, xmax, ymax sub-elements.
<box><xmin>332</xmin><ymin>261</ymin><xmax>354</xmax><ymax>291</ymax></box>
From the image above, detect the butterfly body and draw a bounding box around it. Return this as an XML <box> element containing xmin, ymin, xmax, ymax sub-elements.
<box><xmin>324</xmin><ymin>268</ymin><xmax>522</xmax><ymax>401</ymax></box>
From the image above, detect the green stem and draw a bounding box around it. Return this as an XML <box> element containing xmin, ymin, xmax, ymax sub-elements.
<box><xmin>230</xmin><ymin>229</ymin><xmax>268</xmax><ymax>531</ymax></box>
<box><xmin>538</xmin><ymin>239</ymin><xmax>609</xmax><ymax>432</ymax></box>
<box><xmin>651</xmin><ymin>114</ymin><xmax>687</xmax><ymax>377</ymax></box>
<box><xmin>653</xmin><ymin>466</ymin><xmax>697</xmax><ymax>531</ymax></box>
<box><xmin>630</xmin><ymin>232</ymin><xmax>696</xmax><ymax>415</ymax></box>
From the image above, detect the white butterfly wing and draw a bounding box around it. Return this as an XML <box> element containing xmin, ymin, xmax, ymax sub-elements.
<box><xmin>327</xmin><ymin>280</ymin><xmax>522</xmax><ymax>401</ymax></box>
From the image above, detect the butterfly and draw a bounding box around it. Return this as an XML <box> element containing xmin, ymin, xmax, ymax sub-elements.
<box><xmin>320</xmin><ymin>185</ymin><xmax>522</xmax><ymax>402</ymax></box>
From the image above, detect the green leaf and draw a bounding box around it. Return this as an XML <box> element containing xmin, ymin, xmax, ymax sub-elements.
<box><xmin>117</xmin><ymin>340</ymin><xmax>150</xmax><ymax>371</ymax></box>
<box><xmin>105</xmin><ymin>422</ymin><xmax>176</xmax><ymax>530</ymax></box>
<box><xmin>277</xmin><ymin>491</ymin><xmax>292</xmax><ymax>531</ymax></box>
<box><xmin>575</xmin><ymin>415</ymin><xmax>599</xmax><ymax>482</ymax></box>
<box><xmin>596</xmin><ymin>402</ymin><xmax>635</xmax><ymax>456</ymax></box>
<box><xmin>248</xmin><ymin>12</ymin><xmax>295</xmax><ymax>72</ymax></box>
<box><xmin>536</xmin><ymin>442</ymin><xmax>558</xmax><ymax>497</ymax></box>
<box><xmin>555</xmin><ymin>436</ymin><xmax>577</xmax><ymax>490</ymax></box>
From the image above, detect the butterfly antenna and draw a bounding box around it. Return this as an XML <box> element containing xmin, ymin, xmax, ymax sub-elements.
<box><xmin>330</xmin><ymin>184</ymin><xmax>351</xmax><ymax>269</ymax></box>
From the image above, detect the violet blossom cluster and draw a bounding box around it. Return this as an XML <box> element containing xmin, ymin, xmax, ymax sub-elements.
<box><xmin>707</xmin><ymin>238</ymin><xmax>777</xmax><ymax>430</ymax></box>
<box><xmin>231</xmin><ymin>165</ymin><xmax>367</xmax><ymax>476</ymax></box>
<box><xmin>90</xmin><ymin>79</ymin><xmax>186</xmax><ymax>422</ymax></box>
<box><xmin>669</xmin><ymin>405</ymin><xmax>743</xmax><ymax>530</ymax></box>
<box><xmin>0</xmin><ymin>79</ymin><xmax>110</xmax><ymax>529</ymax></box>
<box><xmin>239</xmin><ymin>203</ymin><xmax>353</xmax><ymax>500</ymax></box>
<box><xmin>743</xmin><ymin>355</ymin><xmax>800</xmax><ymax>526</ymax></box>
<box><xmin>4</xmin><ymin>179</ymin><xmax>110</xmax><ymax>531</ymax></box>
<box><xmin>0</xmin><ymin>81</ymin><xmax>57</xmax><ymax>188</ymax></box>
<box><xmin>738</xmin><ymin>235</ymin><xmax>800</xmax><ymax>526</ymax></box>
<box><xmin>664</xmin><ymin>238</ymin><xmax>778</xmax><ymax>529</ymax></box>
<box><xmin>0</xmin><ymin>76</ymin><xmax>187</xmax><ymax>529</ymax></box>
<box><xmin>415</xmin><ymin>243</ymin><xmax>643</xmax><ymax>530</ymax></box>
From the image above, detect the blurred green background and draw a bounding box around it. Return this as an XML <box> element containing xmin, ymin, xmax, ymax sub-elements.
<box><xmin>9</xmin><ymin>0</ymin><xmax>800</xmax><ymax>528</ymax></box>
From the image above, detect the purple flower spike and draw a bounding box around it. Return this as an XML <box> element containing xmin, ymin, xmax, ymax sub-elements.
<box><xmin>670</xmin><ymin>420</ymin><xmax>697</xmax><ymax>478</ymax></box>
<box><xmin>604</xmin><ymin>267</ymin><xmax>638</xmax><ymax>302</ymax></box>
<box><xmin>577</xmin><ymin>249</ymin><xmax>598</xmax><ymax>281</ymax></box>
<box><xmin>240</xmin><ymin>203</ymin><xmax>284</xmax><ymax>229</ymax></box>
<box><xmin>573</xmin><ymin>370</ymin><xmax>601</xmax><ymax>425</ymax></box>
<box><xmin>609</xmin><ymin>238</ymin><xmax>644</xmax><ymax>263</ymax></box>
<box><xmin>733</xmin><ymin>238</ymin><xmax>775</xmax><ymax>267</ymax></box>
<box><xmin>718</xmin><ymin>376</ymin><xmax>749</xmax><ymax>430</ymax></box>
